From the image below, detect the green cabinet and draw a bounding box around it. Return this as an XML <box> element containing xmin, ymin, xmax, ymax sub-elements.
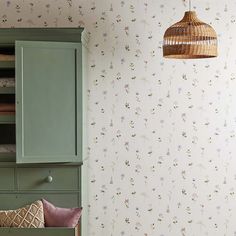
<box><xmin>16</xmin><ymin>41</ymin><xmax>83</xmax><ymax>164</ymax></box>
<box><xmin>0</xmin><ymin>28</ymin><xmax>85</xmax><ymax>236</ymax></box>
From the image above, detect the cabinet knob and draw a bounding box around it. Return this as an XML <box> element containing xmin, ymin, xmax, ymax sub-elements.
<box><xmin>46</xmin><ymin>176</ymin><xmax>53</xmax><ymax>183</ymax></box>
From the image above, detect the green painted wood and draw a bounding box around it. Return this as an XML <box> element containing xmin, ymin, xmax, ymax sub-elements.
<box><xmin>81</xmin><ymin>38</ymin><xmax>88</xmax><ymax>236</ymax></box>
<box><xmin>16</xmin><ymin>41</ymin><xmax>82</xmax><ymax>164</ymax></box>
<box><xmin>0</xmin><ymin>193</ymin><xmax>80</xmax><ymax>210</ymax></box>
<box><xmin>17</xmin><ymin>167</ymin><xmax>79</xmax><ymax>191</ymax></box>
<box><xmin>0</xmin><ymin>61</ymin><xmax>15</xmax><ymax>68</ymax></box>
<box><xmin>0</xmin><ymin>153</ymin><xmax>15</xmax><ymax>162</ymax></box>
<box><xmin>0</xmin><ymin>227</ymin><xmax>77</xmax><ymax>236</ymax></box>
<box><xmin>0</xmin><ymin>29</ymin><xmax>84</xmax><ymax>236</ymax></box>
<box><xmin>0</xmin><ymin>168</ymin><xmax>14</xmax><ymax>190</ymax></box>
<box><xmin>0</xmin><ymin>161</ymin><xmax>82</xmax><ymax>166</ymax></box>
<box><xmin>0</xmin><ymin>115</ymin><xmax>15</xmax><ymax>124</ymax></box>
<box><xmin>0</xmin><ymin>28</ymin><xmax>83</xmax><ymax>44</ymax></box>
<box><xmin>0</xmin><ymin>87</ymin><xmax>15</xmax><ymax>94</ymax></box>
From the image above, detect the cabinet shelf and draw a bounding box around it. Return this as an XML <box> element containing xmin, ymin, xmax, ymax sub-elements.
<box><xmin>0</xmin><ymin>227</ymin><xmax>79</xmax><ymax>236</ymax></box>
<box><xmin>0</xmin><ymin>152</ymin><xmax>15</xmax><ymax>162</ymax></box>
<box><xmin>0</xmin><ymin>114</ymin><xmax>15</xmax><ymax>124</ymax></box>
<box><xmin>0</xmin><ymin>87</ymin><xmax>15</xmax><ymax>94</ymax></box>
<box><xmin>0</xmin><ymin>61</ymin><xmax>15</xmax><ymax>69</ymax></box>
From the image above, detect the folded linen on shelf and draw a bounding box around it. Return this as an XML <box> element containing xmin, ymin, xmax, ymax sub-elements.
<box><xmin>0</xmin><ymin>103</ymin><xmax>15</xmax><ymax>112</ymax></box>
<box><xmin>0</xmin><ymin>54</ymin><xmax>15</xmax><ymax>61</ymax></box>
<box><xmin>0</xmin><ymin>111</ymin><xmax>15</xmax><ymax>115</ymax></box>
<box><xmin>0</xmin><ymin>78</ymin><xmax>15</xmax><ymax>88</ymax></box>
<box><xmin>0</xmin><ymin>144</ymin><xmax>16</xmax><ymax>153</ymax></box>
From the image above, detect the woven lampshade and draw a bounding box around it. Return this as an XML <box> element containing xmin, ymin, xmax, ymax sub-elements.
<box><xmin>163</xmin><ymin>11</ymin><xmax>218</xmax><ymax>59</ymax></box>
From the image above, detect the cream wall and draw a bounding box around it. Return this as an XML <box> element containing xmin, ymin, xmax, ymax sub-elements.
<box><xmin>2</xmin><ymin>0</ymin><xmax>236</xmax><ymax>235</ymax></box>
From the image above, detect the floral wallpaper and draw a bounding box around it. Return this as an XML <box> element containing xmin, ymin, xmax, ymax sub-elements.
<box><xmin>1</xmin><ymin>0</ymin><xmax>236</xmax><ymax>235</ymax></box>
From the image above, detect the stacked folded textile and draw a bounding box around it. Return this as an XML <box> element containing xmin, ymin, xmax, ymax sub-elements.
<box><xmin>0</xmin><ymin>144</ymin><xmax>16</xmax><ymax>153</ymax></box>
<box><xmin>0</xmin><ymin>54</ymin><xmax>15</xmax><ymax>61</ymax></box>
<box><xmin>0</xmin><ymin>78</ymin><xmax>15</xmax><ymax>88</ymax></box>
<box><xmin>0</xmin><ymin>103</ymin><xmax>15</xmax><ymax>115</ymax></box>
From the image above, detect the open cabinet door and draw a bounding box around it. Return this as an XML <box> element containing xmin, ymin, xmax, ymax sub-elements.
<box><xmin>16</xmin><ymin>41</ymin><xmax>82</xmax><ymax>164</ymax></box>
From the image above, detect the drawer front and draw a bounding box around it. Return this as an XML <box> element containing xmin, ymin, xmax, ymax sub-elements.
<box><xmin>17</xmin><ymin>167</ymin><xmax>79</xmax><ymax>191</ymax></box>
<box><xmin>0</xmin><ymin>193</ymin><xmax>80</xmax><ymax>210</ymax></box>
<box><xmin>0</xmin><ymin>168</ymin><xmax>14</xmax><ymax>190</ymax></box>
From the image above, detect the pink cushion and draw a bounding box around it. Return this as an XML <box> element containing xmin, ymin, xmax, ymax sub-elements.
<box><xmin>42</xmin><ymin>199</ymin><xmax>82</xmax><ymax>228</ymax></box>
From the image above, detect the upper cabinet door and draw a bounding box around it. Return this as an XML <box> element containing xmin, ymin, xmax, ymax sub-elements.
<box><xmin>16</xmin><ymin>41</ymin><xmax>82</xmax><ymax>164</ymax></box>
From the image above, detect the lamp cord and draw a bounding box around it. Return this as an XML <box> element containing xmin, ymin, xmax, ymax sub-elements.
<box><xmin>189</xmin><ymin>0</ymin><xmax>191</xmax><ymax>11</ymax></box>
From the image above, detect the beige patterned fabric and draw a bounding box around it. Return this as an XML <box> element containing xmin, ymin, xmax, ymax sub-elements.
<box><xmin>0</xmin><ymin>200</ymin><xmax>45</xmax><ymax>228</ymax></box>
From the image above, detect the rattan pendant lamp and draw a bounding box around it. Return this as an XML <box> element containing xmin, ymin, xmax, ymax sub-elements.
<box><xmin>163</xmin><ymin>0</ymin><xmax>218</xmax><ymax>59</ymax></box>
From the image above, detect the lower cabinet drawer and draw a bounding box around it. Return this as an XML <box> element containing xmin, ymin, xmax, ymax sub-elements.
<box><xmin>0</xmin><ymin>193</ymin><xmax>80</xmax><ymax>210</ymax></box>
<box><xmin>0</xmin><ymin>168</ymin><xmax>14</xmax><ymax>190</ymax></box>
<box><xmin>17</xmin><ymin>167</ymin><xmax>80</xmax><ymax>191</ymax></box>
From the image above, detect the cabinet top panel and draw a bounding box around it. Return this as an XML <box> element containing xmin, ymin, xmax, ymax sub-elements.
<box><xmin>0</xmin><ymin>28</ymin><xmax>85</xmax><ymax>43</ymax></box>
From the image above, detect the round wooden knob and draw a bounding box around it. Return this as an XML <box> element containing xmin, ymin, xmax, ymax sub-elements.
<box><xmin>46</xmin><ymin>176</ymin><xmax>53</xmax><ymax>183</ymax></box>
